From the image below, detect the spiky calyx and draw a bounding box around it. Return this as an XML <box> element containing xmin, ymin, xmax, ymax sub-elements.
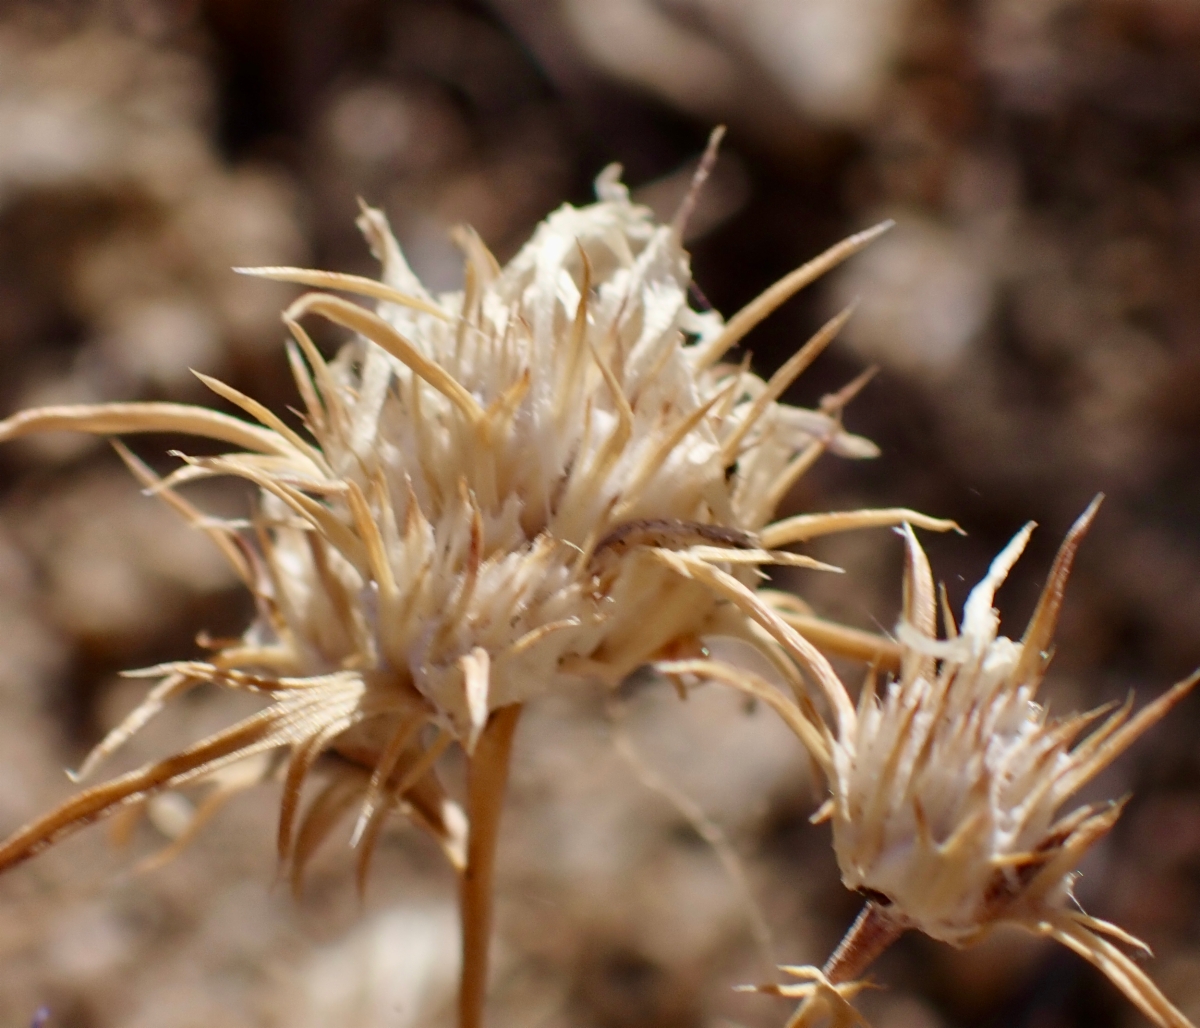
<box><xmin>719</xmin><ymin>501</ymin><xmax>1199</xmax><ymax>1028</ymax></box>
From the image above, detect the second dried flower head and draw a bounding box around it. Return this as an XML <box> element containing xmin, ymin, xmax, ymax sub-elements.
<box><xmin>696</xmin><ymin>502</ymin><xmax>1198</xmax><ymax>1028</ymax></box>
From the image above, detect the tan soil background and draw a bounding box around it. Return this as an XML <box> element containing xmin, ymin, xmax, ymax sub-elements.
<box><xmin>1</xmin><ymin>1</ymin><xmax>1199</xmax><ymax>1026</ymax></box>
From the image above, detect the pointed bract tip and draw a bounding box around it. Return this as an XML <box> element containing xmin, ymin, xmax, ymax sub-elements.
<box><xmin>671</xmin><ymin>125</ymin><xmax>728</xmax><ymax>238</ymax></box>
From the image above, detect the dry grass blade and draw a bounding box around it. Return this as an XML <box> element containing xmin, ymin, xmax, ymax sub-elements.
<box><xmin>290</xmin><ymin>768</ymin><xmax>370</xmax><ymax>897</ymax></box>
<box><xmin>671</xmin><ymin>124</ymin><xmax>726</xmax><ymax>238</ymax></box>
<box><xmin>0</xmin><ymin>711</ymin><xmax>287</xmax><ymax>874</ymax></box>
<box><xmin>1011</xmin><ymin>494</ymin><xmax>1102</xmax><ymax>685</ymax></box>
<box><xmin>192</xmin><ymin>370</ymin><xmax>330</xmax><ymax>473</ymax></box>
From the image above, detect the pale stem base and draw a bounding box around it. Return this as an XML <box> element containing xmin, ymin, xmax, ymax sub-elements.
<box><xmin>823</xmin><ymin>902</ymin><xmax>905</xmax><ymax>985</ymax></box>
<box><xmin>459</xmin><ymin>703</ymin><xmax>523</xmax><ymax>1028</ymax></box>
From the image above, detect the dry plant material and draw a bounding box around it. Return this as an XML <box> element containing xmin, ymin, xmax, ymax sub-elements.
<box><xmin>684</xmin><ymin>498</ymin><xmax>1199</xmax><ymax>1028</ymax></box>
<box><xmin>0</xmin><ymin>134</ymin><xmax>953</xmax><ymax>1028</ymax></box>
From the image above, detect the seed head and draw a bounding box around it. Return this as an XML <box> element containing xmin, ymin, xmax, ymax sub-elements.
<box><xmin>710</xmin><ymin>499</ymin><xmax>1199</xmax><ymax>1028</ymax></box>
<box><xmin>0</xmin><ymin>148</ymin><xmax>947</xmax><ymax>893</ymax></box>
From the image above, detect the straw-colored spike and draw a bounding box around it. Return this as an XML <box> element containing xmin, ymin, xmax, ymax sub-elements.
<box><xmin>500</xmin><ymin>617</ymin><xmax>583</xmax><ymax>661</ymax></box>
<box><xmin>585</xmin><ymin>336</ymin><xmax>635</xmax><ymax>477</ymax></box>
<box><xmin>434</xmin><ymin>484</ymin><xmax>484</xmax><ymax>656</ymax></box>
<box><xmin>196</xmin><ymin>455</ymin><xmax>371</xmax><ymax>575</ymax></box>
<box><xmin>290</xmin><ymin>768</ymin><xmax>369</xmax><ymax>897</ymax></box>
<box><xmin>1058</xmin><ymin>671</ymin><xmax>1200</xmax><ymax>798</ymax></box>
<box><xmin>612</xmin><ymin>381</ymin><xmax>737</xmax><ymax>521</ymax></box>
<box><xmin>938</xmin><ymin>582</ymin><xmax>957</xmax><ymax>639</ymax></box>
<box><xmin>345</xmin><ymin>480</ymin><xmax>400</xmax><ymax>611</ymax></box>
<box><xmin>671</xmin><ymin>125</ymin><xmax>726</xmax><ymax>238</ymax></box>
<box><xmin>0</xmin><ymin>701</ymin><xmax>301</xmax><ymax>874</ymax></box>
<box><xmin>1011</xmin><ymin>495</ymin><xmax>1102</xmax><ymax>686</ymax></box>
<box><xmin>354</xmin><ymin>728</ymin><xmax>453</xmax><ymax>895</ymax></box>
<box><xmin>900</xmin><ymin>525</ymin><xmax>937</xmax><ymax>683</ymax></box>
<box><xmin>450</xmin><ymin>224</ymin><xmax>502</xmax><ymax>285</ymax></box>
<box><xmin>284</xmin><ymin>316</ymin><xmax>348</xmax><ymax>437</ymax></box>
<box><xmin>305</xmin><ymin>531</ymin><xmax>367</xmax><ymax>659</ymax></box>
<box><xmin>277</xmin><ymin>717</ymin><xmax>357</xmax><ymax>862</ymax></box>
<box><xmin>695</xmin><ymin>221</ymin><xmax>893</xmax><ymax>368</ymax></box>
<box><xmin>762</xmin><ymin>509</ymin><xmax>961</xmax><ymax>549</ymax></box>
<box><xmin>650</xmin><ymin>549</ymin><xmax>856</xmax><ymax>736</ymax></box>
<box><xmin>192</xmin><ymin>370</ymin><xmax>330</xmax><ymax>474</ymax></box>
<box><xmin>0</xmin><ymin>402</ymin><xmax>296</xmax><ymax>457</ymax></box>
<box><xmin>350</xmin><ymin>716</ymin><xmax>425</xmax><ymax>847</ymax></box>
<box><xmin>555</xmin><ymin>250</ymin><xmax>593</xmax><ymax>423</ymax></box>
<box><xmin>251</xmin><ymin>514</ymin><xmax>307</xmax><ymax>648</ymax></box>
<box><xmin>748</xmin><ymin>437</ymin><xmax>829</xmax><ymax>525</ymax></box>
<box><xmin>287</xmin><ymin>293</ymin><xmax>484</xmax><ymax>425</ymax></box>
<box><xmin>1071</xmin><ymin>913</ymin><xmax>1154</xmax><ymax>956</ymax></box>
<box><xmin>237</xmin><ymin>266</ymin><xmax>452</xmax><ymax>320</ymax></box>
<box><xmin>773</xmin><ymin>609</ymin><xmax>902</xmax><ymax>670</ymax></box>
<box><xmin>684</xmin><ymin>547</ymin><xmax>841</xmax><ymax>570</ymax></box>
<box><xmin>285</xmin><ymin>338</ymin><xmax>326</xmax><ymax>435</ymax></box>
<box><xmin>1036</xmin><ymin>915</ymin><xmax>1194</xmax><ymax>1028</ymax></box>
<box><xmin>720</xmin><ymin>305</ymin><xmax>856</xmax><ymax>464</ymax></box>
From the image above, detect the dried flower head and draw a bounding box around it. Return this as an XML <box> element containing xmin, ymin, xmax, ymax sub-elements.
<box><xmin>680</xmin><ymin>499</ymin><xmax>1198</xmax><ymax>1028</ymax></box>
<box><xmin>0</xmin><ymin>135</ymin><xmax>952</xmax><ymax>1028</ymax></box>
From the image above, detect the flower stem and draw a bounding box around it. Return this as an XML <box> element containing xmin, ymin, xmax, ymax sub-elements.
<box><xmin>459</xmin><ymin>703</ymin><xmax>523</xmax><ymax>1028</ymax></box>
<box><xmin>822</xmin><ymin>902</ymin><xmax>904</xmax><ymax>984</ymax></box>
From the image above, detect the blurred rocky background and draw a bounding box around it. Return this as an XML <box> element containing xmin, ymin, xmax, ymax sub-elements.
<box><xmin>0</xmin><ymin>0</ymin><xmax>1198</xmax><ymax>1026</ymax></box>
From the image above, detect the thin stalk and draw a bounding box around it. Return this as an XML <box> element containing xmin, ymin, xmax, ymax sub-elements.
<box><xmin>822</xmin><ymin>902</ymin><xmax>904</xmax><ymax>984</ymax></box>
<box><xmin>459</xmin><ymin>703</ymin><xmax>523</xmax><ymax>1028</ymax></box>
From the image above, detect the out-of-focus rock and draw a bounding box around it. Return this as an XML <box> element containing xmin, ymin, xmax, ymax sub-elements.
<box><xmin>0</xmin><ymin>21</ymin><xmax>305</xmax><ymax>465</ymax></box>
<box><xmin>295</xmin><ymin>902</ymin><xmax>459</xmax><ymax>1028</ymax></box>
<box><xmin>6</xmin><ymin>467</ymin><xmax>240</xmax><ymax>649</ymax></box>
<box><xmin>834</xmin><ymin>212</ymin><xmax>996</xmax><ymax>378</ymax></box>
